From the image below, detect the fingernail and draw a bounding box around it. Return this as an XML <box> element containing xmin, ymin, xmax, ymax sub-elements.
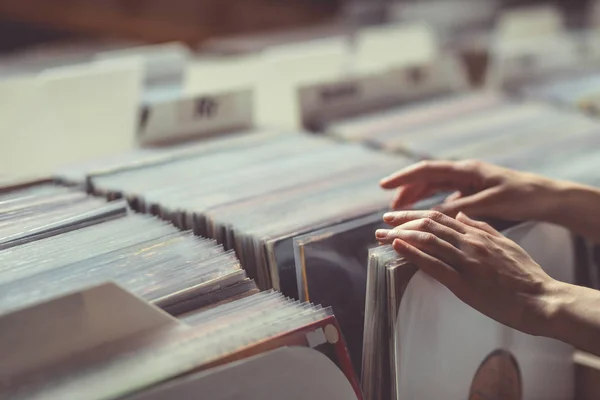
<box><xmin>383</xmin><ymin>213</ymin><xmax>394</xmax><ymax>222</ymax></box>
<box><xmin>375</xmin><ymin>229</ymin><xmax>388</xmax><ymax>239</ymax></box>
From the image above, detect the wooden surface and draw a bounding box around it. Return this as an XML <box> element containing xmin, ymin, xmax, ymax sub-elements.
<box><xmin>0</xmin><ymin>0</ymin><xmax>339</xmax><ymax>46</ymax></box>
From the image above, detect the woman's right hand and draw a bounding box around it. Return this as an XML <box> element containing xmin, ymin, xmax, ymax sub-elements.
<box><xmin>380</xmin><ymin>160</ymin><xmax>562</xmax><ymax>222</ymax></box>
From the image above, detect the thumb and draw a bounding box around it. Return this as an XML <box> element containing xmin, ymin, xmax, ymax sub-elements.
<box><xmin>456</xmin><ymin>212</ymin><xmax>502</xmax><ymax>237</ymax></box>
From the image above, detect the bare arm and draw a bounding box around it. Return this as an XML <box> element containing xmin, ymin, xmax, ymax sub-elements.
<box><xmin>544</xmin><ymin>181</ymin><xmax>600</xmax><ymax>244</ymax></box>
<box><xmin>548</xmin><ymin>281</ymin><xmax>600</xmax><ymax>356</ymax></box>
<box><xmin>380</xmin><ymin>160</ymin><xmax>600</xmax><ymax>244</ymax></box>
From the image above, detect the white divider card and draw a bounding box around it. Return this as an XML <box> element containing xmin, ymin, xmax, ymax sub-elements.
<box><xmin>299</xmin><ymin>55</ymin><xmax>468</xmax><ymax>131</ymax></box>
<box><xmin>487</xmin><ymin>32</ymin><xmax>584</xmax><ymax>89</ymax></box>
<box><xmin>94</xmin><ymin>42</ymin><xmax>190</xmax><ymax>87</ymax></box>
<box><xmin>387</xmin><ymin>0</ymin><xmax>498</xmax><ymax>38</ymax></box>
<box><xmin>125</xmin><ymin>347</ymin><xmax>359</xmax><ymax>400</ymax></box>
<box><xmin>0</xmin><ymin>282</ymin><xmax>181</xmax><ymax>389</ymax></box>
<box><xmin>579</xmin><ymin>29</ymin><xmax>600</xmax><ymax>65</ymax></box>
<box><xmin>496</xmin><ymin>4</ymin><xmax>565</xmax><ymax>39</ymax></box>
<box><xmin>139</xmin><ymin>89</ymin><xmax>254</xmax><ymax>145</ymax></box>
<box><xmin>496</xmin><ymin>5</ymin><xmax>565</xmax><ymax>40</ymax></box>
<box><xmin>0</xmin><ymin>59</ymin><xmax>142</xmax><ymax>177</ymax></box>
<box><xmin>201</xmin><ymin>24</ymin><xmax>350</xmax><ymax>56</ymax></box>
<box><xmin>39</xmin><ymin>60</ymin><xmax>142</xmax><ymax>155</ymax></box>
<box><xmin>0</xmin><ymin>76</ymin><xmax>51</xmax><ymax>178</ymax></box>
<box><xmin>255</xmin><ymin>37</ymin><xmax>350</xmax><ymax>129</ymax></box>
<box><xmin>184</xmin><ymin>54</ymin><xmax>262</xmax><ymax>94</ymax></box>
<box><xmin>352</xmin><ymin>22</ymin><xmax>439</xmax><ymax>75</ymax></box>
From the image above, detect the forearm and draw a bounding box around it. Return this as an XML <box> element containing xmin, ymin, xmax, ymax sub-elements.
<box><xmin>543</xmin><ymin>180</ymin><xmax>600</xmax><ymax>244</ymax></box>
<box><xmin>545</xmin><ymin>281</ymin><xmax>600</xmax><ymax>356</ymax></box>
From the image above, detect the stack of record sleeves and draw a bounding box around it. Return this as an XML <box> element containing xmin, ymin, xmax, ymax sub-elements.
<box><xmin>55</xmin><ymin>130</ymin><xmax>280</xmax><ymax>186</ymax></box>
<box><xmin>0</xmin><ymin>183</ymin><xmax>257</xmax><ymax>316</ymax></box>
<box><xmin>0</xmin><ymin>182</ymin><xmax>126</xmax><ymax>250</ymax></box>
<box><xmin>291</xmin><ymin>196</ymin><xmax>443</xmax><ymax>378</ymax></box>
<box><xmin>520</xmin><ymin>71</ymin><xmax>600</xmax><ymax>115</ymax></box>
<box><xmin>80</xmin><ymin>133</ymin><xmax>415</xmax><ymax>297</ymax></box>
<box><xmin>324</xmin><ymin>91</ymin><xmax>600</xmax><ymax>187</ymax></box>
<box><xmin>1</xmin><ymin>283</ymin><xmax>360</xmax><ymax>400</ymax></box>
<box><xmin>362</xmin><ymin>245</ymin><xmax>406</xmax><ymax>400</ymax></box>
<box><xmin>293</xmin><ymin>212</ymin><xmax>386</xmax><ymax>377</ymax></box>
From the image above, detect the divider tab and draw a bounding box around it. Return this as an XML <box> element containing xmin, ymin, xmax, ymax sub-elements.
<box><xmin>299</xmin><ymin>55</ymin><xmax>467</xmax><ymax>131</ymax></box>
<box><xmin>487</xmin><ymin>32</ymin><xmax>584</xmax><ymax>89</ymax></box>
<box><xmin>0</xmin><ymin>282</ymin><xmax>180</xmax><ymax>387</ymax></box>
<box><xmin>496</xmin><ymin>5</ymin><xmax>564</xmax><ymax>40</ymax></box>
<box><xmin>353</xmin><ymin>22</ymin><xmax>439</xmax><ymax>74</ymax></box>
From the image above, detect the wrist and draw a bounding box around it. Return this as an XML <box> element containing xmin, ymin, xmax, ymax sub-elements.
<box><xmin>536</xmin><ymin>178</ymin><xmax>585</xmax><ymax>224</ymax></box>
<box><xmin>540</xmin><ymin>279</ymin><xmax>575</xmax><ymax>342</ymax></box>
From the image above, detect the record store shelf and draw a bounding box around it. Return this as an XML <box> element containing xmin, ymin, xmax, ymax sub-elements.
<box><xmin>5</xmin><ymin>47</ymin><xmax>600</xmax><ymax>398</ymax></box>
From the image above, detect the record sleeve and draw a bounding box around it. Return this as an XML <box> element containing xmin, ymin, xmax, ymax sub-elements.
<box><xmin>293</xmin><ymin>212</ymin><xmax>387</xmax><ymax>377</ymax></box>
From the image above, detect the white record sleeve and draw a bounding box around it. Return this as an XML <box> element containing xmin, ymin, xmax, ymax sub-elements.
<box><xmin>395</xmin><ymin>222</ymin><xmax>574</xmax><ymax>400</ymax></box>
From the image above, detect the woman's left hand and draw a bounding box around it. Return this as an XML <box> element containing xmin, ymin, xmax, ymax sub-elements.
<box><xmin>375</xmin><ymin>210</ymin><xmax>559</xmax><ymax>337</ymax></box>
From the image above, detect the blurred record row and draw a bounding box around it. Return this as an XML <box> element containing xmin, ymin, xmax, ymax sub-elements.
<box><xmin>324</xmin><ymin>91</ymin><xmax>600</xmax><ymax>187</ymax></box>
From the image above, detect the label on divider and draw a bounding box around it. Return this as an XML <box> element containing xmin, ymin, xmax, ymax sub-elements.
<box><xmin>299</xmin><ymin>56</ymin><xmax>467</xmax><ymax>131</ymax></box>
<box><xmin>139</xmin><ymin>89</ymin><xmax>254</xmax><ymax>145</ymax></box>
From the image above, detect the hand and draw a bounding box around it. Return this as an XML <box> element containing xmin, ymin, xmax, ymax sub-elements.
<box><xmin>379</xmin><ymin>160</ymin><xmax>561</xmax><ymax>222</ymax></box>
<box><xmin>375</xmin><ymin>210</ymin><xmax>558</xmax><ymax>336</ymax></box>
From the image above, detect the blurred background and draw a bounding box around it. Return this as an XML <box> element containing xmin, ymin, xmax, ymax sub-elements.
<box><xmin>4</xmin><ymin>0</ymin><xmax>600</xmax><ymax>177</ymax></box>
<box><xmin>0</xmin><ymin>0</ymin><xmax>590</xmax><ymax>53</ymax></box>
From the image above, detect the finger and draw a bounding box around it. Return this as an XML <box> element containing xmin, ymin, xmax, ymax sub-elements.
<box><xmin>392</xmin><ymin>239</ymin><xmax>461</xmax><ymax>290</ymax></box>
<box><xmin>445</xmin><ymin>191</ymin><xmax>463</xmax><ymax>203</ymax></box>
<box><xmin>382</xmin><ymin>210</ymin><xmax>467</xmax><ymax>234</ymax></box>
<box><xmin>392</xmin><ymin>184</ymin><xmax>441</xmax><ymax>210</ymax></box>
<box><xmin>456</xmin><ymin>212</ymin><xmax>502</xmax><ymax>237</ymax></box>
<box><xmin>390</xmin><ymin>184</ymin><xmax>474</xmax><ymax>211</ymax></box>
<box><xmin>380</xmin><ymin>160</ymin><xmax>479</xmax><ymax>189</ymax></box>
<box><xmin>377</xmin><ymin>229</ymin><xmax>464</xmax><ymax>267</ymax></box>
<box><xmin>390</xmin><ymin>185</ymin><xmax>411</xmax><ymax>209</ymax></box>
<box><xmin>434</xmin><ymin>187</ymin><xmax>501</xmax><ymax>218</ymax></box>
<box><xmin>384</xmin><ymin>218</ymin><xmax>463</xmax><ymax>247</ymax></box>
